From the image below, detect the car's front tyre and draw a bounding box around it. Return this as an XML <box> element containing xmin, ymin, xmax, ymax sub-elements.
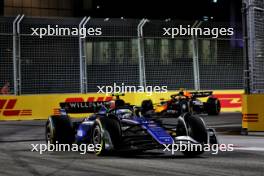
<box><xmin>45</xmin><ymin>115</ymin><xmax>74</xmax><ymax>145</ymax></box>
<box><xmin>92</xmin><ymin>117</ymin><xmax>121</xmax><ymax>156</ymax></box>
<box><xmin>181</xmin><ymin>113</ymin><xmax>208</xmax><ymax>157</ymax></box>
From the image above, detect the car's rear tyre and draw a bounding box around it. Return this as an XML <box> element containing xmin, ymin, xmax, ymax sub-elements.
<box><xmin>45</xmin><ymin>115</ymin><xmax>75</xmax><ymax>145</ymax></box>
<box><xmin>206</xmin><ymin>98</ymin><xmax>221</xmax><ymax>115</ymax></box>
<box><xmin>92</xmin><ymin>117</ymin><xmax>121</xmax><ymax>156</ymax></box>
<box><xmin>181</xmin><ymin>113</ymin><xmax>208</xmax><ymax>157</ymax></box>
<box><xmin>179</xmin><ymin>99</ymin><xmax>190</xmax><ymax>114</ymax></box>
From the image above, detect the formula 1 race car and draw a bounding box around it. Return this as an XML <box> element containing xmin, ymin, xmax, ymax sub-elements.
<box><xmin>45</xmin><ymin>95</ymin><xmax>218</xmax><ymax>156</ymax></box>
<box><xmin>155</xmin><ymin>91</ymin><xmax>221</xmax><ymax>116</ymax></box>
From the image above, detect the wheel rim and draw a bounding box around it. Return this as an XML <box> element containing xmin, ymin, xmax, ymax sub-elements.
<box><xmin>93</xmin><ymin>125</ymin><xmax>102</xmax><ymax>146</ymax></box>
<box><xmin>46</xmin><ymin>122</ymin><xmax>52</xmax><ymax>143</ymax></box>
<box><xmin>187</xmin><ymin>123</ymin><xmax>192</xmax><ymax>136</ymax></box>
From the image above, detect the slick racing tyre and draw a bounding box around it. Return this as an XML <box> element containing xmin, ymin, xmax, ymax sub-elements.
<box><xmin>181</xmin><ymin>113</ymin><xmax>208</xmax><ymax>157</ymax></box>
<box><xmin>92</xmin><ymin>117</ymin><xmax>121</xmax><ymax>156</ymax></box>
<box><xmin>206</xmin><ymin>97</ymin><xmax>221</xmax><ymax>115</ymax></box>
<box><xmin>45</xmin><ymin>115</ymin><xmax>75</xmax><ymax>145</ymax></box>
<box><xmin>179</xmin><ymin>99</ymin><xmax>190</xmax><ymax>114</ymax></box>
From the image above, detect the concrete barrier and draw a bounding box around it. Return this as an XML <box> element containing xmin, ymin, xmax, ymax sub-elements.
<box><xmin>0</xmin><ymin>90</ymin><xmax>243</xmax><ymax>120</ymax></box>
<box><xmin>242</xmin><ymin>94</ymin><xmax>264</xmax><ymax>132</ymax></box>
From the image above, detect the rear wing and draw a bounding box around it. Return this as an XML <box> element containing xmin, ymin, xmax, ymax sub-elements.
<box><xmin>171</xmin><ymin>91</ymin><xmax>213</xmax><ymax>99</ymax></box>
<box><xmin>60</xmin><ymin>101</ymin><xmax>110</xmax><ymax>113</ymax></box>
<box><xmin>189</xmin><ymin>91</ymin><xmax>213</xmax><ymax>98</ymax></box>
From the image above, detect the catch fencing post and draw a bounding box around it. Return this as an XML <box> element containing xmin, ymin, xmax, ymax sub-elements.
<box><xmin>191</xmin><ymin>20</ymin><xmax>202</xmax><ymax>90</ymax></box>
<box><xmin>12</xmin><ymin>14</ymin><xmax>24</xmax><ymax>95</ymax></box>
<box><xmin>242</xmin><ymin>2</ymin><xmax>250</xmax><ymax>94</ymax></box>
<box><xmin>79</xmin><ymin>16</ymin><xmax>90</xmax><ymax>93</ymax></box>
<box><xmin>137</xmin><ymin>19</ymin><xmax>148</xmax><ymax>89</ymax></box>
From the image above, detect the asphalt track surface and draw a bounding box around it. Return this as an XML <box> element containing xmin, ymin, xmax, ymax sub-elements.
<box><xmin>0</xmin><ymin>113</ymin><xmax>264</xmax><ymax>176</ymax></box>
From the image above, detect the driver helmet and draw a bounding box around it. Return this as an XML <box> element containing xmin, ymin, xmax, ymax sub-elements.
<box><xmin>109</xmin><ymin>99</ymin><xmax>125</xmax><ymax>109</ymax></box>
<box><xmin>183</xmin><ymin>91</ymin><xmax>191</xmax><ymax>98</ymax></box>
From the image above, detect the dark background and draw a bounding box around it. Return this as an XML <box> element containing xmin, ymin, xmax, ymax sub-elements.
<box><xmin>0</xmin><ymin>0</ymin><xmax>242</xmax><ymax>22</ymax></box>
<box><xmin>77</xmin><ymin>0</ymin><xmax>241</xmax><ymax>22</ymax></box>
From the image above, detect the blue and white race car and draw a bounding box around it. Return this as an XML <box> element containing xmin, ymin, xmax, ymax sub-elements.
<box><xmin>45</xmin><ymin>96</ymin><xmax>218</xmax><ymax>156</ymax></box>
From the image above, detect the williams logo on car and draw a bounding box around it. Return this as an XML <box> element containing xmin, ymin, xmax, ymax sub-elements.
<box><xmin>53</xmin><ymin>96</ymin><xmax>112</xmax><ymax>115</ymax></box>
<box><xmin>0</xmin><ymin>99</ymin><xmax>32</xmax><ymax>116</ymax></box>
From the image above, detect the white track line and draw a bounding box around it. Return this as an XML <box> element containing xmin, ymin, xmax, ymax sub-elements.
<box><xmin>234</xmin><ymin>147</ymin><xmax>264</xmax><ymax>152</ymax></box>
